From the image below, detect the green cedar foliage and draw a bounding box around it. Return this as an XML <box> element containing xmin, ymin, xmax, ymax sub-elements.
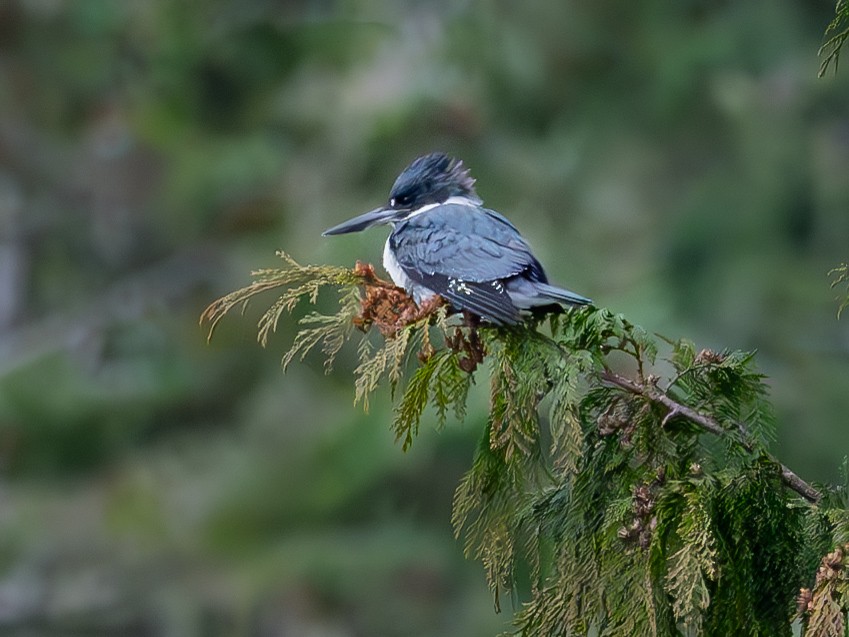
<box><xmin>831</xmin><ymin>264</ymin><xmax>849</xmax><ymax>319</ymax></box>
<box><xmin>202</xmin><ymin>253</ymin><xmax>849</xmax><ymax>636</ymax></box>
<box><xmin>821</xmin><ymin>1</ymin><xmax>849</xmax><ymax>77</ymax></box>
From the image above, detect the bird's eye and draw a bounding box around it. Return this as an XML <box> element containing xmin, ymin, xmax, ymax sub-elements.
<box><xmin>391</xmin><ymin>194</ymin><xmax>411</xmax><ymax>208</ymax></box>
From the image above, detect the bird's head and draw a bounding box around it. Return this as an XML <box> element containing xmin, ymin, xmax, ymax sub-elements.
<box><xmin>323</xmin><ymin>152</ymin><xmax>481</xmax><ymax>236</ymax></box>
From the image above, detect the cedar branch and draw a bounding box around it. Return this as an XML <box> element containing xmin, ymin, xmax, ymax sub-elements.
<box><xmin>600</xmin><ymin>370</ymin><xmax>822</xmax><ymax>503</ymax></box>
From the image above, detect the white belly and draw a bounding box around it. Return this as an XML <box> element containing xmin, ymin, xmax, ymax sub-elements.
<box><xmin>383</xmin><ymin>238</ymin><xmax>436</xmax><ymax>304</ymax></box>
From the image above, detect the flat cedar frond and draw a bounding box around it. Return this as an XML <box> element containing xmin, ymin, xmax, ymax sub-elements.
<box><xmin>201</xmin><ymin>253</ymin><xmax>449</xmax><ymax>409</ymax></box>
<box><xmin>485</xmin><ymin>329</ymin><xmax>563</xmax><ymax>467</ymax></box>
<box><xmin>600</xmin><ymin>553</ymin><xmax>662</xmax><ymax>637</ymax></box>
<box><xmin>663</xmin><ymin>483</ymin><xmax>719</xmax><ymax>632</ymax></box>
<box><xmin>830</xmin><ymin>263</ymin><xmax>849</xmax><ymax>318</ymax></box>
<box><xmin>204</xmin><ymin>253</ymin><xmax>848</xmax><ymax>636</ymax></box>
<box><xmin>451</xmin><ymin>429</ymin><xmax>529</xmax><ymax>613</ymax></box>
<box><xmin>548</xmin><ymin>369</ymin><xmax>584</xmax><ymax>476</ymax></box>
<box><xmin>667</xmin><ymin>544</ymin><xmax>712</xmax><ymax>630</ymax></box>
<box><xmin>800</xmin><ymin>545</ymin><xmax>849</xmax><ymax>636</ymax></box>
<box><xmin>665</xmin><ymin>345</ymin><xmax>776</xmax><ymax>449</ymax></box>
<box><xmin>512</xmin><ymin>584</ymin><xmax>570</xmax><ymax>636</ymax></box>
<box><xmin>478</xmin><ymin>519</ymin><xmax>516</xmax><ymax>613</ymax></box>
<box><xmin>200</xmin><ymin>251</ymin><xmax>360</xmax><ymax>344</ymax></box>
<box><xmin>394</xmin><ymin>346</ymin><xmax>473</xmax><ymax>450</ymax></box>
<box><xmin>394</xmin><ymin>349</ymin><xmax>444</xmax><ymax>449</ymax></box>
<box><xmin>282</xmin><ymin>310</ymin><xmax>350</xmax><ymax>372</ymax></box>
<box><xmin>488</xmin><ymin>351</ymin><xmax>542</xmax><ymax>464</ymax></box>
<box><xmin>452</xmin><ymin>431</ymin><xmax>512</xmax><ymax>542</ymax></box>
<box><xmin>353</xmin><ymin>326</ymin><xmax>410</xmax><ymax>411</ymax></box>
<box><xmin>820</xmin><ymin>1</ymin><xmax>849</xmax><ymax>77</ymax></box>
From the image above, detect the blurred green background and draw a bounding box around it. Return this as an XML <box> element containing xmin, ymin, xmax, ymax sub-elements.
<box><xmin>0</xmin><ymin>0</ymin><xmax>847</xmax><ymax>634</ymax></box>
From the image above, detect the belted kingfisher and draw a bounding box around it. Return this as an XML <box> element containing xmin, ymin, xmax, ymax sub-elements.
<box><xmin>323</xmin><ymin>153</ymin><xmax>591</xmax><ymax>325</ymax></box>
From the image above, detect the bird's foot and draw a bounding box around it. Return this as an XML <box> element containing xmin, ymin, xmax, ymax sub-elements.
<box><xmin>461</xmin><ymin>309</ymin><xmax>481</xmax><ymax>328</ymax></box>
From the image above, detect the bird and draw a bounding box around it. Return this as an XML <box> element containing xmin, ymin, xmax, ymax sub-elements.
<box><xmin>322</xmin><ymin>152</ymin><xmax>591</xmax><ymax>325</ymax></box>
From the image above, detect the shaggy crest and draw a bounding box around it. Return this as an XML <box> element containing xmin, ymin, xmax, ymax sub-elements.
<box><xmin>388</xmin><ymin>152</ymin><xmax>481</xmax><ymax>208</ymax></box>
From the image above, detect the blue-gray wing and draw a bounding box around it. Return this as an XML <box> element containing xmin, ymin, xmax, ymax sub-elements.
<box><xmin>390</xmin><ymin>204</ymin><xmax>546</xmax><ymax>324</ymax></box>
<box><xmin>391</xmin><ymin>204</ymin><xmax>545</xmax><ymax>282</ymax></box>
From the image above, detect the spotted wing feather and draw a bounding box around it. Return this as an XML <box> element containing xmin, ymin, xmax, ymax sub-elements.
<box><xmin>411</xmin><ymin>272</ymin><xmax>520</xmax><ymax>325</ymax></box>
<box><xmin>390</xmin><ymin>204</ymin><xmax>544</xmax><ymax>324</ymax></box>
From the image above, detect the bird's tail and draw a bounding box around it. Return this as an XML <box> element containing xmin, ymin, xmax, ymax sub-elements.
<box><xmin>535</xmin><ymin>283</ymin><xmax>592</xmax><ymax>306</ymax></box>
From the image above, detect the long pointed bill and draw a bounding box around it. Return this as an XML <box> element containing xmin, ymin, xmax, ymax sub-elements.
<box><xmin>322</xmin><ymin>206</ymin><xmax>399</xmax><ymax>236</ymax></box>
